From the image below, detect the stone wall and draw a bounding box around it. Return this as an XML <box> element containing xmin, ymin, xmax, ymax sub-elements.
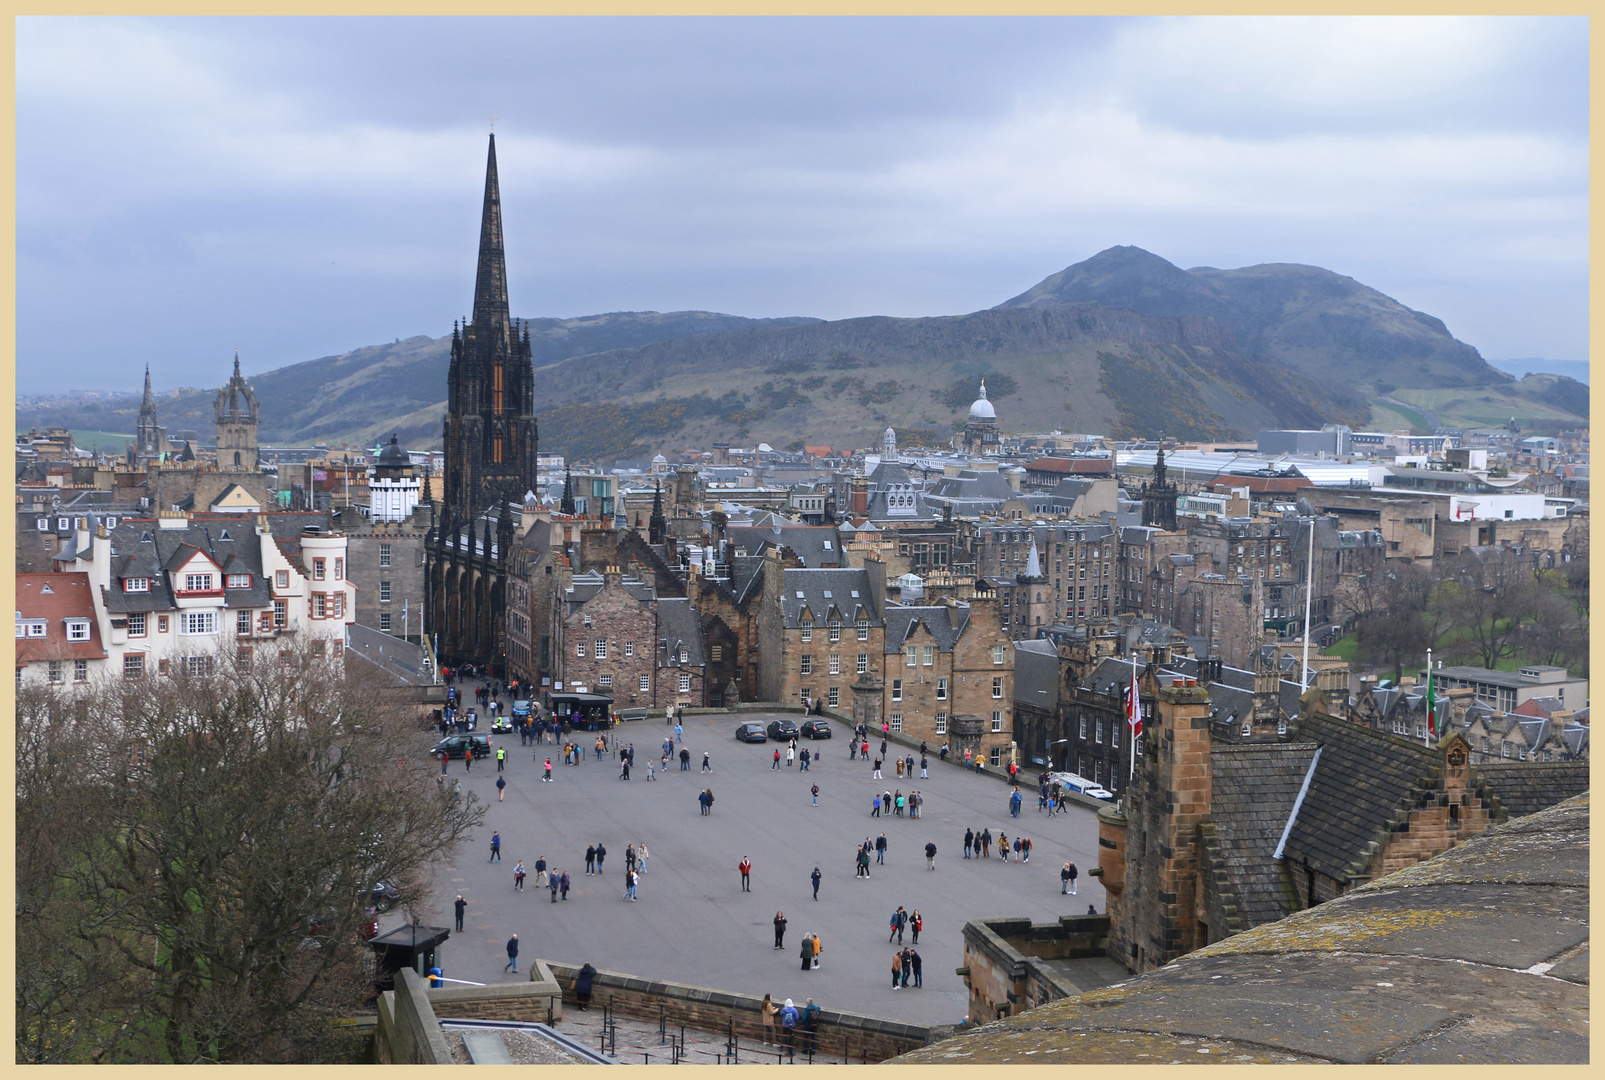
<box><xmin>543</xmin><ymin>961</ymin><xmax>932</xmax><ymax>1062</ymax></box>
<box><xmin>375</xmin><ymin>966</ymin><xmax>450</xmax><ymax>1065</ymax></box>
<box><xmin>958</xmin><ymin>914</ymin><xmax>1111</xmax><ymax>1023</ymax></box>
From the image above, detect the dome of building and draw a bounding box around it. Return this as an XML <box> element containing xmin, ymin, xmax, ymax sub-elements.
<box><xmin>376</xmin><ymin>433</ymin><xmax>409</xmax><ymax>465</ymax></box>
<box><xmin>968</xmin><ymin>380</ymin><xmax>996</xmax><ymax>419</ymax></box>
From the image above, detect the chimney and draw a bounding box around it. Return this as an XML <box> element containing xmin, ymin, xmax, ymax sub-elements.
<box><xmin>863</xmin><ymin>556</ymin><xmax>886</xmax><ymax>619</ymax></box>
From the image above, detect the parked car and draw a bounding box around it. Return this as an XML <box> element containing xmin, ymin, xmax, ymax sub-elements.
<box><xmin>766</xmin><ymin>719</ymin><xmax>801</xmax><ymax>742</ymax></box>
<box><xmin>735</xmin><ymin>722</ymin><xmax>769</xmax><ymax>743</ymax></box>
<box><xmin>369</xmin><ymin>881</ymin><xmax>402</xmax><ymax>913</ymax></box>
<box><xmin>490</xmin><ymin>716</ymin><xmax>514</xmax><ymax>734</ymax></box>
<box><xmin>431</xmin><ymin>734</ymin><xmax>492</xmax><ymax>760</ymax></box>
<box><xmin>799</xmin><ymin>719</ymin><xmax>833</xmax><ymax>739</ymax></box>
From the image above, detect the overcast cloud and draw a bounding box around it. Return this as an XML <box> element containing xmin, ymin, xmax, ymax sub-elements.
<box><xmin>16</xmin><ymin>15</ymin><xmax>1588</xmax><ymax>395</ymax></box>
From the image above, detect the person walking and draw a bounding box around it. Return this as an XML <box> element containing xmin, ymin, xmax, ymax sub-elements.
<box><xmin>810</xmin><ymin>932</ymin><xmax>822</xmax><ymax>969</ymax></box>
<box><xmin>637</xmin><ymin>842</ymin><xmax>649</xmax><ymax>874</ymax></box>
<box><xmin>910</xmin><ymin>910</ymin><xmax>923</xmax><ymax>944</ymax></box>
<box><xmin>761</xmin><ymin>994</ymin><xmax>777</xmax><ymax>1045</ymax></box>
<box><xmin>619</xmin><ymin>757</ymin><xmax>631</xmax><ymax>780</ymax></box>
<box><xmin>920</xmin><ymin>754</ymin><xmax>928</xmax><ymax>778</ymax></box>
<box><xmin>625</xmin><ymin>844</ymin><xmax>637</xmax><ymax>876</ymax></box>
<box><xmin>534</xmin><ymin>857</ymin><xmax>547</xmax><ymax>889</ymax></box>
<box><xmin>811</xmin><ymin>782</ymin><xmax>819</xmax><ymax>806</ymax></box>
<box><xmin>674</xmin><ymin>721</ymin><xmax>683</xmax><ymax>744</ymax></box>
<box><xmin>513</xmin><ymin>860</ymin><xmax>526</xmax><ymax>891</ymax></box>
<box><xmin>871</xmin><ymin>793</ymin><xmax>881</xmax><ymax>818</ymax></box>
<box><xmin>800</xmin><ymin>747</ymin><xmax>810</xmax><ymax>771</ymax></box>
<box><xmin>889</xmin><ymin>906</ymin><xmax>907</xmax><ymax>943</ymax></box>
<box><xmin>454</xmin><ymin>894</ymin><xmax>466</xmax><ymax>932</ymax></box>
<box><xmin>560</xmin><ymin>871</ymin><xmax>571</xmax><ymax>901</ymax></box>
<box><xmin>773</xmin><ymin>911</ymin><xmax>787</xmax><ymax>950</ymax></box>
<box><xmin>964</xmin><ymin>827</ymin><xmax>974</xmax><ymax>859</ymax></box>
<box><xmin>998</xmin><ymin>832</ymin><xmax>1010</xmax><ymax>862</ymax></box>
<box><xmin>680</xmin><ymin>747</ymin><xmax>691</xmax><ymax>770</ymax></box>
<box><xmin>1060</xmin><ymin>863</ymin><xmax>1072</xmax><ymax>894</ymax></box>
<box><xmin>1067</xmin><ymin>861</ymin><xmax>1078</xmax><ymax>895</ymax></box>
<box><xmin>1010</xmin><ymin>787</ymin><xmax>1022</xmax><ymax>818</ymax></box>
<box><xmin>924</xmin><ymin>841</ymin><xmax>937</xmax><ymax>870</ymax></box>
<box><xmin>739</xmin><ymin>856</ymin><xmax>752</xmax><ymax>891</ymax></box>
<box><xmin>811</xmin><ymin>866</ymin><xmax>822</xmax><ymax>900</ymax></box>
<box><xmin>439</xmin><ymin>751</ymin><xmax>449</xmax><ymax>775</ymax></box>
<box><xmin>464</xmin><ymin>745</ymin><xmax>474</xmax><ymax>772</ymax></box>
<box><xmin>1013</xmin><ymin>836</ymin><xmax>1022</xmax><ymax>861</ymax></box>
<box><xmin>701</xmin><ymin>752</ymin><xmax>712</xmax><ymax>772</ymax></box>
<box><xmin>496</xmin><ymin>775</ymin><xmax>507</xmax><ymax>801</ymax></box>
<box><xmin>1022</xmin><ymin>837</ymin><xmax>1032</xmax><ymax>863</ymax></box>
<box><xmin>772</xmin><ymin>747</ymin><xmax>782</xmax><ymax>771</ymax></box>
<box><xmin>861</xmin><ymin>738</ymin><xmax>870</xmax><ymax>761</ymax></box>
<box><xmin>623</xmin><ymin>868</ymin><xmax>638</xmax><ymax>901</ymax></box>
<box><xmin>489</xmin><ymin>831</ymin><xmax>502</xmax><ymax>863</ymax></box>
<box><xmin>980</xmin><ymin>828</ymin><xmax>992</xmax><ymax>858</ymax></box>
<box><xmin>875</xmin><ymin>833</ymin><xmax>888</xmax><ymax>865</ymax></box>
<box><xmin>799</xmin><ymin>935</ymin><xmax>813</xmax><ymax>971</ymax></box>
<box><xmin>786</xmin><ymin>744</ymin><xmax>795</xmax><ymax>767</ymax></box>
<box><xmin>584</xmin><ymin>845</ymin><xmax>597</xmax><ymax>874</ymax></box>
<box><xmin>872</xmin><ymin>756</ymin><xmax>882</xmax><ymax>780</ymax></box>
<box><xmin>595</xmin><ymin>843</ymin><xmax>607</xmax><ymax>874</ymax></box>
<box><xmin>504</xmin><ymin>934</ymin><xmax>520</xmax><ymax>974</ymax></box>
<box><xmin>911</xmin><ymin>948</ymin><xmax>923</xmax><ymax>988</ymax></box>
<box><xmin>550</xmin><ymin>872</ymin><xmax>561</xmax><ymax>903</ymax></box>
<box><xmin>496</xmin><ymin>745</ymin><xmax>506</xmax><ymax>772</ymax></box>
<box><xmin>891</xmin><ymin>952</ymin><xmax>903</xmax><ymax>990</ymax></box>
<box><xmin>543</xmin><ymin>758</ymin><xmax>553</xmax><ymax>782</ymax></box>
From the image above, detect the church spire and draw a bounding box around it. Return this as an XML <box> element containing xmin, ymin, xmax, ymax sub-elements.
<box><xmin>142</xmin><ymin>364</ymin><xmax>155</xmax><ymax>412</ymax></box>
<box><xmin>472</xmin><ymin>133</ymin><xmax>511</xmax><ymax>343</ymax></box>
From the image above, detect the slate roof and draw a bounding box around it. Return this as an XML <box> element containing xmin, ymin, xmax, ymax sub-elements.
<box><xmin>778</xmin><ymin>567</ymin><xmax>882</xmax><ymax>628</ymax></box>
<box><xmin>101</xmin><ymin>515</ymin><xmax>280</xmax><ymax>614</ymax></box>
<box><xmin>883</xmin><ymin>604</ymin><xmax>968</xmax><ymax>654</ymax></box>
<box><xmin>725</xmin><ymin>524</ymin><xmax>843</xmax><ymax>567</ymax></box>
<box><xmin>1473</xmin><ymin>761</ymin><xmax>1591</xmax><ymax>817</ymax></box>
<box><xmin>563</xmin><ymin>570</ymin><xmax>656</xmax><ymax>613</ymax></box>
<box><xmin>1278</xmin><ymin>710</ymin><xmax>1439</xmax><ymax>883</ymax></box>
<box><xmin>655</xmin><ymin>598</ymin><xmax>707</xmax><ymax>668</ymax></box>
<box><xmin>728</xmin><ymin>555</ymin><xmax>766</xmax><ymax>605</ymax></box>
<box><xmin>867</xmin><ymin>460</ymin><xmax>914</xmax><ymax>488</ymax></box>
<box><xmin>1208</xmin><ymin>742</ymin><xmax>1319</xmax><ymax>928</ymax></box>
<box><xmin>345</xmin><ymin>623</ymin><xmax>433</xmax><ymax>686</ymax></box>
<box><xmin>1012</xmin><ymin>638</ymin><xmax>1060</xmax><ymax>710</ymax></box>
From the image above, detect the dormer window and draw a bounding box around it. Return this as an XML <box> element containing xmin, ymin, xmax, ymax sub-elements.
<box><xmin>184</xmin><ymin>573</ymin><xmax>213</xmax><ymax>592</ymax></box>
<box><xmin>226</xmin><ymin>574</ymin><xmax>251</xmax><ymax>589</ymax></box>
<box><xmin>124</xmin><ymin>577</ymin><xmax>150</xmax><ymax>593</ymax></box>
<box><xmin>800</xmin><ymin>619</ymin><xmax>813</xmax><ymax>643</ymax></box>
<box><xmin>16</xmin><ymin>619</ymin><xmax>47</xmax><ymax>639</ymax></box>
<box><xmin>65</xmin><ymin>619</ymin><xmax>90</xmax><ymax>642</ymax></box>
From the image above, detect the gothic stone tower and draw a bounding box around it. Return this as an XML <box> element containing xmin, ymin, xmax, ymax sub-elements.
<box><xmin>136</xmin><ymin>364</ymin><xmax>170</xmax><ymax>465</ymax></box>
<box><xmin>442</xmin><ymin>133</ymin><xmax>539</xmax><ymax>523</ymax></box>
<box><xmin>1141</xmin><ymin>446</ymin><xmax>1179</xmax><ymax>531</ymax></box>
<box><xmin>214</xmin><ymin>353</ymin><xmax>260</xmax><ymax>470</ymax></box>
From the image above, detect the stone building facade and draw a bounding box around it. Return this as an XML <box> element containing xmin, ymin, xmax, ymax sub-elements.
<box><xmin>756</xmin><ymin>553</ymin><xmax>887</xmax><ymax>711</ymax></box>
<box><xmin>882</xmin><ymin>587</ymin><xmax>1014</xmax><ymax>763</ymax></box>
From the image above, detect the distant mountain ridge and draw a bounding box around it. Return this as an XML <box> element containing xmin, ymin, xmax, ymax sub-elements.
<box><xmin>20</xmin><ymin>248</ymin><xmax>1585</xmax><ymax>460</ymax></box>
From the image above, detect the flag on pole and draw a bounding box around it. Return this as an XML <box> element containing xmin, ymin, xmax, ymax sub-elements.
<box><xmin>1426</xmin><ymin>664</ymin><xmax>1437</xmax><ymax>738</ymax></box>
<box><xmin>1127</xmin><ymin>664</ymin><xmax>1142</xmax><ymax>738</ymax></box>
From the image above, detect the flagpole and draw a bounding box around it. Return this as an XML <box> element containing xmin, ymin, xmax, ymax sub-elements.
<box><xmin>1424</xmin><ymin>647</ymin><xmax>1432</xmax><ymax>746</ymax></box>
<box><xmin>1301</xmin><ymin>520</ymin><xmax>1315</xmax><ymax>690</ymax></box>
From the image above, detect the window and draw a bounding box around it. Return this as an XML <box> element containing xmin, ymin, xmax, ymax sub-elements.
<box><xmin>1079</xmin><ymin>714</ymin><xmax>1088</xmax><ymax>738</ymax></box>
<box><xmin>275</xmin><ymin>570</ymin><xmax>288</xmax><ymax>589</ymax></box>
<box><xmin>991</xmin><ymin>711</ymin><xmax>1004</xmax><ymax>733</ymax></box>
<box><xmin>226</xmin><ymin>574</ymin><xmax>251</xmax><ymax>589</ymax></box>
<box><xmin>184</xmin><ymin>573</ymin><xmax>213</xmax><ymax>592</ymax></box>
<box><xmin>583</xmin><ymin>614</ymin><xmax>592</xmax><ymax>628</ymax></box>
<box><xmin>124</xmin><ymin>577</ymin><xmax>150</xmax><ymax>592</ymax></box>
<box><xmin>310</xmin><ymin>641</ymin><xmax>325</xmax><ymax>658</ymax></box>
<box><xmin>313</xmin><ymin>559</ymin><xmax>326</xmax><ymax>580</ymax></box>
<box><xmin>679</xmin><ymin>649</ymin><xmax>688</xmax><ymax>664</ymax></box>
<box><xmin>679</xmin><ymin>673</ymin><xmax>691</xmax><ymax>693</ymax></box>
<box><xmin>890</xmin><ymin>714</ymin><xmax>903</xmax><ymax>733</ymax></box>
<box><xmin>127</xmin><ymin>612</ymin><xmax>147</xmax><ymax>637</ymax></box>
<box><xmin>1095</xmin><ymin>719</ymin><xmax>1104</xmax><ymax>744</ymax></box>
<box><xmin>625</xmin><ymin>640</ymin><xmax>636</xmax><ymax>658</ymax></box>
<box><xmin>47</xmin><ymin>660</ymin><xmax>64</xmax><ymax>684</ymax></box>
<box><xmin>936</xmin><ymin>677</ymin><xmax>948</xmax><ymax>701</ymax></box>
<box><xmin>1242</xmin><ymin>719</ymin><xmax>1252</xmax><ymax>737</ymax></box>
<box><xmin>828</xmin><ymin>619</ymin><xmax>841</xmax><ymax>643</ymax></box>
<box><xmin>857</xmin><ymin>653</ymin><xmax>868</xmax><ymax>674</ymax></box>
<box><xmin>380</xmin><ymin>581</ymin><xmax>392</xmax><ymax>602</ymax></box>
<box><xmin>709</xmin><ymin>644</ymin><xmax>721</xmax><ymax>663</ymax></box>
<box><xmin>379</xmin><ymin>543</ymin><xmax>392</xmax><ymax>567</ymax></box>
<box><xmin>829</xmin><ymin>654</ymin><xmax>840</xmax><ymax>676</ymax></box>
<box><xmin>922</xmin><ymin>645</ymin><xmax>934</xmax><ymax>666</ymax></box>
<box><xmin>828</xmin><ymin>686</ymin><xmax>839</xmax><ymax>707</ymax></box>
<box><xmin>905</xmin><ymin>645</ymin><xmax>918</xmax><ymax>668</ymax></box>
<box><xmin>123</xmin><ymin>653</ymin><xmax>145</xmax><ymax>680</ymax></box>
<box><xmin>599</xmin><ymin>674</ymin><xmax>613</xmax><ymax>688</ymax></box>
<box><xmin>992</xmin><ymin>676</ymin><xmax>1003</xmax><ymax>699</ymax></box>
<box><xmin>576</xmin><ymin>642</ymin><xmax>587</xmax><ymax>658</ymax></box>
<box><xmin>18</xmin><ymin>620</ymin><xmax>46</xmax><ymax>638</ymax></box>
<box><xmin>989</xmin><ymin>747</ymin><xmax>1002</xmax><ymax>766</ymax></box>
<box><xmin>857</xmin><ymin>618</ymin><xmax>869</xmax><ymax>641</ymax></box>
<box><xmin>313</xmin><ymin>594</ymin><xmax>327</xmax><ymax>619</ymax></box>
<box><xmin>380</xmin><ymin>612</ymin><xmax>392</xmax><ymax>632</ymax></box>
<box><xmin>333</xmin><ymin>558</ymin><xmax>343</xmax><ymax>580</ymax></box>
<box><xmin>74</xmin><ymin>659</ymin><xmax>88</xmax><ymax>682</ymax></box>
<box><xmin>237</xmin><ymin>647</ymin><xmax>253</xmax><ymax>672</ymax></box>
<box><xmin>236</xmin><ymin>610</ymin><xmax>252</xmax><ymax>636</ymax></box>
<box><xmin>800</xmin><ymin>620</ymin><xmax>812</xmax><ymax>642</ymax></box>
<box><xmin>800</xmin><ymin>655</ymin><xmax>813</xmax><ymax>676</ymax></box>
<box><xmin>993</xmin><ymin>643</ymin><xmax>1006</xmax><ymax>665</ymax></box>
<box><xmin>891</xmin><ymin>679</ymin><xmax>903</xmax><ymax>702</ymax></box>
<box><xmin>65</xmin><ymin>620</ymin><xmax>90</xmax><ymax>642</ymax></box>
<box><xmin>639</xmin><ymin>674</ymin><xmax>651</xmax><ymax>692</ymax></box>
<box><xmin>800</xmin><ymin>687</ymin><xmax>812</xmax><ymax>703</ymax></box>
<box><xmin>1111</xmin><ymin>720</ymin><xmax>1120</xmax><ymax>748</ymax></box>
<box><xmin>170</xmin><ymin>609</ymin><xmax>215</xmax><ymax>637</ymax></box>
<box><xmin>187</xmin><ymin>655</ymin><xmax>215</xmax><ymax>677</ymax></box>
<box><xmin>272</xmin><ymin>600</ymin><xmax>286</xmax><ymax>628</ymax></box>
<box><xmin>934</xmin><ymin>713</ymin><xmax>947</xmax><ymax>735</ymax></box>
<box><xmin>594</xmin><ymin>638</ymin><xmax>607</xmax><ymax>660</ymax></box>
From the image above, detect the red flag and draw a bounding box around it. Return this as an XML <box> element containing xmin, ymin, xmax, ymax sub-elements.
<box><xmin>1127</xmin><ymin>665</ymin><xmax>1142</xmax><ymax>738</ymax></box>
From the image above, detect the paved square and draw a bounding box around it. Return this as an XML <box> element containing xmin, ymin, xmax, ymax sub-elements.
<box><xmin>416</xmin><ymin>707</ymin><xmax>1107</xmax><ymax>1027</ymax></box>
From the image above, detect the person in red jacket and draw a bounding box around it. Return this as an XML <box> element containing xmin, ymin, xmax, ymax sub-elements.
<box><xmin>739</xmin><ymin>856</ymin><xmax>752</xmax><ymax>891</ymax></box>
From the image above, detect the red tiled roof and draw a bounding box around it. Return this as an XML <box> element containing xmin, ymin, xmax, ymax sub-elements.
<box><xmin>15</xmin><ymin>573</ymin><xmax>107</xmax><ymax>663</ymax></box>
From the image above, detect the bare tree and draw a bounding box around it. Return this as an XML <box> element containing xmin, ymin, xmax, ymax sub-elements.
<box><xmin>1434</xmin><ymin>549</ymin><xmax>1537</xmax><ymax>671</ymax></box>
<box><xmin>16</xmin><ymin>647</ymin><xmax>483</xmax><ymax>1063</ymax></box>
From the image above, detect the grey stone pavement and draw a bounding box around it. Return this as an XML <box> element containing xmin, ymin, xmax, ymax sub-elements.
<box><xmin>410</xmin><ymin>701</ymin><xmax>1106</xmax><ymax>1028</ymax></box>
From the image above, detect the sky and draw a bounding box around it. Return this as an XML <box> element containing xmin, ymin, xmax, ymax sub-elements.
<box><xmin>15</xmin><ymin>15</ymin><xmax>1590</xmax><ymax>396</ymax></box>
